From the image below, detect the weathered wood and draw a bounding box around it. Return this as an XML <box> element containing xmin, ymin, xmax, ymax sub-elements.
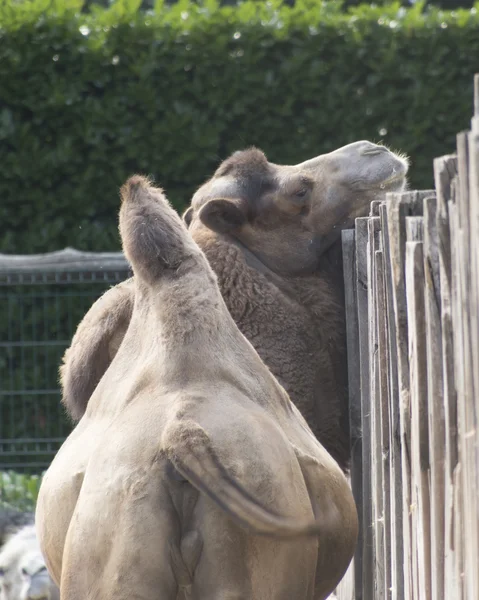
<box><xmin>472</xmin><ymin>74</ymin><xmax>479</xmax><ymax>136</ymax></box>
<box><xmin>379</xmin><ymin>202</ymin><xmax>403</xmax><ymax>600</ymax></box>
<box><xmin>434</xmin><ymin>155</ymin><xmax>459</xmax><ymax>598</ymax></box>
<box><xmin>453</xmin><ymin>463</ymin><xmax>464</xmax><ymax>600</ymax></box>
<box><xmin>0</xmin><ymin>247</ymin><xmax>130</xmax><ymax>273</ymax></box>
<box><xmin>335</xmin><ymin>564</ymin><xmax>355</xmax><ymax>600</ymax></box>
<box><xmin>342</xmin><ymin>228</ymin><xmax>362</xmax><ymax>600</ymax></box>
<box><xmin>434</xmin><ymin>158</ymin><xmax>458</xmax><ymax>474</ymax></box>
<box><xmin>405</xmin><ymin>227</ymin><xmax>431</xmax><ymax>600</ymax></box>
<box><xmin>367</xmin><ymin>217</ymin><xmax>382</xmax><ymax>600</ymax></box>
<box><xmin>375</xmin><ymin>248</ymin><xmax>392</xmax><ymax>600</ymax></box>
<box><xmin>405</xmin><ymin>216</ymin><xmax>423</xmax><ymax>241</ymax></box>
<box><xmin>355</xmin><ymin>217</ymin><xmax>373</xmax><ymax>599</ymax></box>
<box><xmin>343</xmin><ymin>76</ymin><xmax>479</xmax><ymax>600</ymax></box>
<box><xmin>467</xmin><ymin>87</ymin><xmax>479</xmax><ymax>600</ymax></box>
<box><xmin>469</xmin><ymin>78</ymin><xmax>479</xmax><ymax>423</ymax></box>
<box><xmin>423</xmin><ymin>195</ymin><xmax>446</xmax><ymax>600</ymax></box>
<box><xmin>369</xmin><ymin>200</ymin><xmax>382</xmax><ymax>217</ymax></box>
<box><xmin>456</xmin><ymin>131</ymin><xmax>478</xmax><ymax>600</ymax></box>
<box><xmin>405</xmin><ymin>218</ymin><xmax>423</xmax><ymax>600</ymax></box>
<box><xmin>385</xmin><ymin>190</ymin><xmax>433</xmax><ymax>600</ymax></box>
<box><xmin>474</xmin><ymin>73</ymin><xmax>479</xmax><ymax>118</ymax></box>
<box><xmin>447</xmin><ymin>193</ymin><xmax>462</xmax><ymax>599</ymax></box>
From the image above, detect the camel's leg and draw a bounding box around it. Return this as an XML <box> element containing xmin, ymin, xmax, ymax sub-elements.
<box><xmin>190</xmin><ymin>498</ymin><xmax>317</xmax><ymax>600</ymax></box>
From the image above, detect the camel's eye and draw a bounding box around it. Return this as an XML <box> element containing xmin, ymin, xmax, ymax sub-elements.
<box><xmin>0</xmin><ymin>567</ymin><xmax>5</xmax><ymax>577</ymax></box>
<box><xmin>294</xmin><ymin>189</ymin><xmax>308</xmax><ymax>198</ymax></box>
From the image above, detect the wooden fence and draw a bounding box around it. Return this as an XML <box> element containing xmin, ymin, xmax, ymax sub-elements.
<box><xmin>341</xmin><ymin>74</ymin><xmax>479</xmax><ymax>600</ymax></box>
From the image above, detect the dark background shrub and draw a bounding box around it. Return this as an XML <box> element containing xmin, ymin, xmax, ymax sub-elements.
<box><xmin>0</xmin><ymin>0</ymin><xmax>478</xmax><ymax>475</ymax></box>
<box><xmin>0</xmin><ymin>0</ymin><xmax>478</xmax><ymax>255</ymax></box>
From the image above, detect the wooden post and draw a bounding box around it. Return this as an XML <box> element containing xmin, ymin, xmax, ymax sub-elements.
<box><xmin>468</xmin><ymin>75</ymin><xmax>479</xmax><ymax>600</ymax></box>
<box><xmin>375</xmin><ymin>248</ymin><xmax>392</xmax><ymax>600</ymax></box>
<box><xmin>342</xmin><ymin>228</ymin><xmax>362</xmax><ymax>600</ymax></box>
<box><xmin>433</xmin><ymin>155</ymin><xmax>459</xmax><ymax>600</ymax></box>
<box><xmin>423</xmin><ymin>194</ymin><xmax>446</xmax><ymax>600</ymax></box>
<box><xmin>405</xmin><ymin>217</ymin><xmax>431</xmax><ymax>600</ymax></box>
<box><xmin>380</xmin><ymin>202</ymin><xmax>403</xmax><ymax>600</ymax></box>
<box><xmin>447</xmin><ymin>183</ymin><xmax>463</xmax><ymax>599</ymax></box>
<box><xmin>367</xmin><ymin>217</ymin><xmax>383</xmax><ymax>599</ymax></box>
<box><xmin>456</xmin><ymin>130</ymin><xmax>478</xmax><ymax>600</ymax></box>
<box><xmin>384</xmin><ymin>191</ymin><xmax>433</xmax><ymax>600</ymax></box>
<box><xmin>355</xmin><ymin>217</ymin><xmax>373</xmax><ymax>599</ymax></box>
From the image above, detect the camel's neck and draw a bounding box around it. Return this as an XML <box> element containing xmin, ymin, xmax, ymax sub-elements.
<box><xmin>133</xmin><ymin>260</ymin><xmax>229</xmax><ymax>345</ymax></box>
<box><xmin>193</xmin><ymin>228</ymin><xmax>344</xmax><ymax>320</ymax></box>
<box><xmin>123</xmin><ymin>268</ymin><xmax>284</xmax><ymax>404</ymax></box>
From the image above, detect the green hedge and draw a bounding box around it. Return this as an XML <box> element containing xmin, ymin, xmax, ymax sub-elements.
<box><xmin>1</xmin><ymin>0</ymin><xmax>478</xmax><ymax>254</ymax></box>
<box><xmin>0</xmin><ymin>471</ymin><xmax>43</xmax><ymax>512</ymax></box>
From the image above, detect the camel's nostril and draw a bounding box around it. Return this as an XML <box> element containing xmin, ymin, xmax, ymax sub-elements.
<box><xmin>362</xmin><ymin>145</ymin><xmax>388</xmax><ymax>156</ymax></box>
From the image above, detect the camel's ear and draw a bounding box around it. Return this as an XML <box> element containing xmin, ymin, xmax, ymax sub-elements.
<box><xmin>198</xmin><ymin>198</ymin><xmax>247</xmax><ymax>234</ymax></box>
<box><xmin>182</xmin><ymin>206</ymin><xmax>194</xmax><ymax>228</ymax></box>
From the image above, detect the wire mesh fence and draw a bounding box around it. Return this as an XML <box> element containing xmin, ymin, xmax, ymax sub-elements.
<box><xmin>0</xmin><ymin>249</ymin><xmax>130</xmax><ymax>478</ymax></box>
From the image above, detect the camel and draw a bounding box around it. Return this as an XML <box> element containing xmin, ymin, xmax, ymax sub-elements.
<box><xmin>60</xmin><ymin>141</ymin><xmax>408</xmax><ymax>471</ymax></box>
<box><xmin>0</xmin><ymin>509</ymin><xmax>35</xmax><ymax>546</ymax></box>
<box><xmin>0</xmin><ymin>523</ymin><xmax>59</xmax><ymax>600</ymax></box>
<box><xmin>35</xmin><ymin>176</ymin><xmax>358</xmax><ymax>600</ymax></box>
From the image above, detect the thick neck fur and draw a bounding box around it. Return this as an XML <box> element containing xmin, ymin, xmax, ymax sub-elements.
<box><xmin>191</xmin><ymin>226</ymin><xmax>345</xmax><ymax>326</ymax></box>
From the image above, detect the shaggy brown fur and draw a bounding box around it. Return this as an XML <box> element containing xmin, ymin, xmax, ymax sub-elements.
<box><xmin>60</xmin><ymin>141</ymin><xmax>408</xmax><ymax>471</ymax></box>
<box><xmin>37</xmin><ymin>176</ymin><xmax>358</xmax><ymax>600</ymax></box>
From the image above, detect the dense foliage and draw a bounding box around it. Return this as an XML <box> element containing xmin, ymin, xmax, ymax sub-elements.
<box><xmin>0</xmin><ymin>471</ymin><xmax>43</xmax><ymax>512</ymax></box>
<box><xmin>84</xmin><ymin>1</ymin><xmax>477</xmax><ymax>14</ymax></box>
<box><xmin>0</xmin><ymin>0</ymin><xmax>478</xmax><ymax>254</ymax></box>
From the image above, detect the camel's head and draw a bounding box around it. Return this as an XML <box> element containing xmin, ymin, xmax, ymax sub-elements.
<box><xmin>0</xmin><ymin>526</ymin><xmax>59</xmax><ymax>600</ymax></box>
<box><xmin>186</xmin><ymin>141</ymin><xmax>408</xmax><ymax>275</ymax></box>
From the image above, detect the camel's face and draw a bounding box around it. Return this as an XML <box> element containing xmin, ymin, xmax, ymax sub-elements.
<box><xmin>187</xmin><ymin>141</ymin><xmax>408</xmax><ymax>276</ymax></box>
<box><xmin>0</xmin><ymin>527</ymin><xmax>59</xmax><ymax>600</ymax></box>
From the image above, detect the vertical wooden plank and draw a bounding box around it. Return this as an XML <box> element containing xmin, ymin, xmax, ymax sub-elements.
<box><xmin>434</xmin><ymin>156</ymin><xmax>458</xmax><ymax>470</ymax></box>
<box><xmin>468</xmin><ymin>80</ymin><xmax>479</xmax><ymax>600</ymax></box>
<box><xmin>453</xmin><ymin>139</ymin><xmax>469</xmax><ymax>600</ymax></box>
<box><xmin>466</xmin><ymin>81</ymin><xmax>479</xmax><ymax>600</ymax></box>
<box><xmin>387</xmin><ymin>194</ymin><xmax>413</xmax><ymax>600</ymax></box>
<box><xmin>368</xmin><ymin>217</ymin><xmax>382</xmax><ymax>599</ymax></box>
<box><xmin>380</xmin><ymin>202</ymin><xmax>403</xmax><ymax>600</ymax></box>
<box><xmin>355</xmin><ymin>217</ymin><xmax>373</xmax><ymax>599</ymax></box>
<box><xmin>370</xmin><ymin>200</ymin><xmax>382</xmax><ymax>217</ymax></box>
<box><xmin>469</xmin><ymin>77</ymin><xmax>479</xmax><ymax>404</ymax></box>
<box><xmin>375</xmin><ymin>248</ymin><xmax>392</xmax><ymax>600</ymax></box>
<box><xmin>405</xmin><ymin>218</ymin><xmax>432</xmax><ymax>600</ymax></box>
<box><xmin>405</xmin><ymin>219</ymin><xmax>422</xmax><ymax>600</ymax></box>
<box><xmin>423</xmin><ymin>194</ymin><xmax>446</xmax><ymax>600</ymax></box>
<box><xmin>474</xmin><ymin>73</ymin><xmax>479</xmax><ymax>119</ymax></box>
<box><xmin>433</xmin><ymin>154</ymin><xmax>459</xmax><ymax>598</ymax></box>
<box><xmin>448</xmin><ymin>191</ymin><xmax>463</xmax><ymax>599</ymax></box>
<box><xmin>453</xmin><ymin>463</ymin><xmax>464</xmax><ymax>600</ymax></box>
<box><xmin>342</xmin><ymin>228</ymin><xmax>362</xmax><ymax>600</ymax></box>
<box><xmin>385</xmin><ymin>190</ymin><xmax>433</xmax><ymax>600</ymax></box>
<box><xmin>456</xmin><ymin>131</ymin><xmax>478</xmax><ymax>600</ymax></box>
